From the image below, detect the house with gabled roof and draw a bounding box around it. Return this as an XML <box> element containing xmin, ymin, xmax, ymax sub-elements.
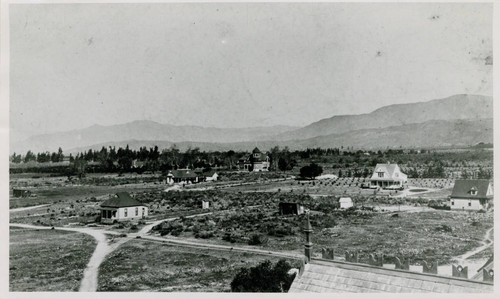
<box><xmin>370</xmin><ymin>163</ymin><xmax>407</xmax><ymax>189</ymax></box>
<box><xmin>166</xmin><ymin>169</ymin><xmax>200</xmax><ymax>185</ymax></box>
<box><xmin>100</xmin><ymin>192</ymin><xmax>148</xmax><ymax>224</ymax></box>
<box><xmin>450</xmin><ymin>179</ymin><xmax>493</xmax><ymax>211</ymax></box>
<box><xmin>239</xmin><ymin>147</ymin><xmax>270</xmax><ymax>172</ymax></box>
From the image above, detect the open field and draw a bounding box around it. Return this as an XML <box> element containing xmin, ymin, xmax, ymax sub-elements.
<box><xmin>97</xmin><ymin>239</ymin><xmax>301</xmax><ymax>292</ymax></box>
<box><xmin>149</xmin><ymin>199</ymin><xmax>493</xmax><ymax>265</ymax></box>
<box><xmin>9</xmin><ymin>227</ymin><xmax>97</xmax><ymax>291</ymax></box>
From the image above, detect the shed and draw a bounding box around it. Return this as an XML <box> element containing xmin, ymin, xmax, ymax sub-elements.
<box><xmin>339</xmin><ymin>197</ymin><xmax>354</xmax><ymax>209</ymax></box>
<box><xmin>279</xmin><ymin>202</ymin><xmax>305</xmax><ymax>215</ymax></box>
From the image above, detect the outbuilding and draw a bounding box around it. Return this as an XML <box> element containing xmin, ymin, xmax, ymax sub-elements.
<box><xmin>279</xmin><ymin>202</ymin><xmax>305</xmax><ymax>215</ymax></box>
<box><xmin>339</xmin><ymin>197</ymin><xmax>354</xmax><ymax>209</ymax></box>
<box><xmin>450</xmin><ymin>179</ymin><xmax>493</xmax><ymax>211</ymax></box>
<box><xmin>100</xmin><ymin>192</ymin><xmax>148</xmax><ymax>224</ymax></box>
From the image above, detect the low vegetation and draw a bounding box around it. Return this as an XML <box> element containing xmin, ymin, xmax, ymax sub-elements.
<box><xmin>9</xmin><ymin>227</ymin><xmax>96</xmax><ymax>291</ymax></box>
<box><xmin>97</xmin><ymin>239</ymin><xmax>300</xmax><ymax>292</ymax></box>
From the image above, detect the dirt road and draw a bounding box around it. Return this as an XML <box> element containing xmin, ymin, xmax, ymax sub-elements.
<box><xmin>456</xmin><ymin>227</ymin><xmax>493</xmax><ymax>262</ymax></box>
<box><xmin>9</xmin><ymin>204</ymin><xmax>51</xmax><ymax>213</ymax></box>
<box><xmin>10</xmin><ymin>212</ymin><xmax>214</xmax><ymax>292</ymax></box>
<box><xmin>139</xmin><ymin>235</ymin><xmax>303</xmax><ymax>260</ymax></box>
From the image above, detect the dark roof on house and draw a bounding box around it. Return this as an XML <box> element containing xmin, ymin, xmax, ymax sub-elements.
<box><xmin>101</xmin><ymin>192</ymin><xmax>145</xmax><ymax>208</ymax></box>
<box><xmin>252</xmin><ymin>147</ymin><xmax>261</xmax><ymax>154</ymax></box>
<box><xmin>451</xmin><ymin>180</ymin><xmax>492</xmax><ymax>199</ymax></box>
<box><xmin>203</xmin><ymin>170</ymin><xmax>218</xmax><ymax>177</ymax></box>
<box><xmin>290</xmin><ymin>259</ymin><xmax>493</xmax><ymax>293</ymax></box>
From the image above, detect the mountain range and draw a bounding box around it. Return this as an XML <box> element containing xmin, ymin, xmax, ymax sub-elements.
<box><xmin>10</xmin><ymin>94</ymin><xmax>493</xmax><ymax>154</ymax></box>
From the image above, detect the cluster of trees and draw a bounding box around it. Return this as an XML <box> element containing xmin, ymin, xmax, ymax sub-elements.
<box><xmin>231</xmin><ymin>259</ymin><xmax>296</xmax><ymax>292</ymax></box>
<box><xmin>10</xmin><ymin>144</ymin><xmax>493</xmax><ymax>179</ymax></box>
<box><xmin>461</xmin><ymin>167</ymin><xmax>493</xmax><ymax>180</ymax></box>
<box><xmin>11</xmin><ymin>148</ymin><xmax>65</xmax><ymax>164</ymax></box>
<box><xmin>405</xmin><ymin>163</ymin><xmax>446</xmax><ymax>178</ymax></box>
<box><xmin>299</xmin><ymin>163</ymin><xmax>323</xmax><ymax>179</ymax></box>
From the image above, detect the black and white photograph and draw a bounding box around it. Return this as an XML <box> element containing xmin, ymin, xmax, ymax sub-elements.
<box><xmin>1</xmin><ymin>0</ymin><xmax>497</xmax><ymax>295</ymax></box>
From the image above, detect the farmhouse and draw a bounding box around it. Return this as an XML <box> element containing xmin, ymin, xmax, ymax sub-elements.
<box><xmin>100</xmin><ymin>192</ymin><xmax>148</xmax><ymax>224</ymax></box>
<box><xmin>194</xmin><ymin>169</ymin><xmax>219</xmax><ymax>182</ymax></box>
<box><xmin>339</xmin><ymin>197</ymin><xmax>353</xmax><ymax>209</ymax></box>
<box><xmin>450</xmin><ymin>179</ymin><xmax>493</xmax><ymax>211</ymax></box>
<box><xmin>370</xmin><ymin>163</ymin><xmax>407</xmax><ymax>189</ymax></box>
<box><xmin>239</xmin><ymin>147</ymin><xmax>270</xmax><ymax>172</ymax></box>
<box><xmin>289</xmin><ymin>217</ymin><xmax>493</xmax><ymax>293</ymax></box>
<box><xmin>166</xmin><ymin>169</ymin><xmax>200</xmax><ymax>185</ymax></box>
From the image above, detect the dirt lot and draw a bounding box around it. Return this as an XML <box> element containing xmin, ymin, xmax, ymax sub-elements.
<box><xmin>97</xmin><ymin>239</ymin><xmax>301</xmax><ymax>292</ymax></box>
<box><xmin>9</xmin><ymin>227</ymin><xmax>96</xmax><ymax>291</ymax></box>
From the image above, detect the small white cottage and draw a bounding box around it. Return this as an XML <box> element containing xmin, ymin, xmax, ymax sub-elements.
<box><xmin>450</xmin><ymin>180</ymin><xmax>493</xmax><ymax>211</ymax></box>
<box><xmin>339</xmin><ymin>197</ymin><xmax>354</xmax><ymax>209</ymax></box>
<box><xmin>100</xmin><ymin>192</ymin><xmax>148</xmax><ymax>224</ymax></box>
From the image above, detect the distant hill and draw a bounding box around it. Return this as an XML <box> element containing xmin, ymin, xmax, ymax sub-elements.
<box><xmin>271</xmin><ymin>94</ymin><xmax>492</xmax><ymax>141</ymax></box>
<box><xmin>11</xmin><ymin>94</ymin><xmax>493</xmax><ymax>154</ymax></box>
<box><xmin>11</xmin><ymin>121</ymin><xmax>297</xmax><ymax>154</ymax></box>
<box><xmin>67</xmin><ymin>118</ymin><xmax>492</xmax><ymax>153</ymax></box>
<box><xmin>292</xmin><ymin>118</ymin><xmax>493</xmax><ymax>150</ymax></box>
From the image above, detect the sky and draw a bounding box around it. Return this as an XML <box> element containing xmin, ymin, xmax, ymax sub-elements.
<box><xmin>9</xmin><ymin>2</ymin><xmax>492</xmax><ymax>142</ymax></box>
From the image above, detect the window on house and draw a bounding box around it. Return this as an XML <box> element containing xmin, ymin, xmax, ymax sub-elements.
<box><xmin>468</xmin><ymin>202</ymin><xmax>472</xmax><ymax>206</ymax></box>
<box><xmin>135</xmin><ymin>207</ymin><xmax>138</xmax><ymax>216</ymax></box>
<box><xmin>377</xmin><ymin>172</ymin><xmax>384</xmax><ymax>178</ymax></box>
<box><xmin>124</xmin><ymin>209</ymin><xmax>128</xmax><ymax>217</ymax></box>
<box><xmin>451</xmin><ymin>201</ymin><xmax>454</xmax><ymax>205</ymax></box>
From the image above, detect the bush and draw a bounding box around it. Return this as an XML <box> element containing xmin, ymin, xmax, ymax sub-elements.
<box><xmin>248</xmin><ymin>234</ymin><xmax>268</xmax><ymax>245</ymax></box>
<box><xmin>195</xmin><ymin>230</ymin><xmax>214</xmax><ymax>239</ymax></box>
<box><xmin>230</xmin><ymin>259</ymin><xmax>296</xmax><ymax>292</ymax></box>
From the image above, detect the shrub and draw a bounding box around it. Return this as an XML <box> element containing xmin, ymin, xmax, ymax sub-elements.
<box><xmin>195</xmin><ymin>230</ymin><xmax>214</xmax><ymax>239</ymax></box>
<box><xmin>230</xmin><ymin>259</ymin><xmax>296</xmax><ymax>292</ymax></box>
<box><xmin>248</xmin><ymin>234</ymin><xmax>268</xmax><ymax>245</ymax></box>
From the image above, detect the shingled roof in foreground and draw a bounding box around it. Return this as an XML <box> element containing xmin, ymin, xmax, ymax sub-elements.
<box><xmin>289</xmin><ymin>259</ymin><xmax>493</xmax><ymax>293</ymax></box>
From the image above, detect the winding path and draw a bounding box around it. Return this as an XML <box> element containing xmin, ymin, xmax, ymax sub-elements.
<box><xmin>456</xmin><ymin>227</ymin><xmax>493</xmax><ymax>262</ymax></box>
<box><xmin>9</xmin><ymin>212</ymin><xmax>214</xmax><ymax>292</ymax></box>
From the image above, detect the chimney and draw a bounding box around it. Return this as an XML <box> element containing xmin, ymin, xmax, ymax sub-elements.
<box><xmin>303</xmin><ymin>212</ymin><xmax>313</xmax><ymax>263</ymax></box>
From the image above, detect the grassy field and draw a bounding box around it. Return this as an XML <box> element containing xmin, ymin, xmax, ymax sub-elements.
<box><xmin>97</xmin><ymin>239</ymin><xmax>301</xmax><ymax>292</ymax></box>
<box><xmin>9</xmin><ymin>227</ymin><xmax>96</xmax><ymax>291</ymax></box>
